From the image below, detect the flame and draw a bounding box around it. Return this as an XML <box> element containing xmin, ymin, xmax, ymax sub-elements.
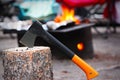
<box><xmin>54</xmin><ymin>5</ymin><xmax>80</xmax><ymax>24</ymax></box>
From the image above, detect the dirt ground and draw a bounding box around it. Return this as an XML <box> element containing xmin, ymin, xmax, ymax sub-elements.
<box><xmin>0</xmin><ymin>27</ymin><xmax>120</xmax><ymax>80</ymax></box>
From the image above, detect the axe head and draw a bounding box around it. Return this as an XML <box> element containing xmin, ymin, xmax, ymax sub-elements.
<box><xmin>20</xmin><ymin>20</ymin><xmax>48</xmax><ymax>47</ymax></box>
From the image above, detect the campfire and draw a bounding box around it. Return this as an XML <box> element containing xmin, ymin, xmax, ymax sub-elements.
<box><xmin>54</xmin><ymin>5</ymin><xmax>80</xmax><ymax>25</ymax></box>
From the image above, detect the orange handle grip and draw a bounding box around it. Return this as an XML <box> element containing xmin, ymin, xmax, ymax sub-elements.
<box><xmin>72</xmin><ymin>54</ymin><xmax>98</xmax><ymax>80</ymax></box>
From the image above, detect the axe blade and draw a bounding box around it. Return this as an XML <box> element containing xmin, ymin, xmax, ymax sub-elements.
<box><xmin>20</xmin><ymin>31</ymin><xmax>37</xmax><ymax>47</ymax></box>
<box><xmin>19</xmin><ymin>21</ymin><xmax>43</xmax><ymax>47</ymax></box>
<box><xmin>20</xmin><ymin>20</ymin><xmax>58</xmax><ymax>48</ymax></box>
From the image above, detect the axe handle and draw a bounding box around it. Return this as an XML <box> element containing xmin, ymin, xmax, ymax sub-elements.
<box><xmin>45</xmin><ymin>31</ymin><xmax>98</xmax><ymax>79</ymax></box>
<box><xmin>72</xmin><ymin>54</ymin><xmax>98</xmax><ymax>80</ymax></box>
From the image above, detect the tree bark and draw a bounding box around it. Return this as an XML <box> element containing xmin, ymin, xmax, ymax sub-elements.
<box><xmin>2</xmin><ymin>46</ymin><xmax>53</xmax><ymax>80</ymax></box>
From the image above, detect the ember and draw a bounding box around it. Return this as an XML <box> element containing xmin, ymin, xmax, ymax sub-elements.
<box><xmin>77</xmin><ymin>42</ymin><xmax>84</xmax><ymax>51</ymax></box>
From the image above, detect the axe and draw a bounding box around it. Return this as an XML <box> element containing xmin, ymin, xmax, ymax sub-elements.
<box><xmin>20</xmin><ymin>20</ymin><xmax>98</xmax><ymax>80</ymax></box>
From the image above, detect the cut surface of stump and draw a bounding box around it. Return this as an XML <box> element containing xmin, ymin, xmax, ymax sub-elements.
<box><xmin>2</xmin><ymin>46</ymin><xmax>53</xmax><ymax>80</ymax></box>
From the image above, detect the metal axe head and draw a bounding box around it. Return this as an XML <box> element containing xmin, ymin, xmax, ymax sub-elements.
<box><xmin>20</xmin><ymin>20</ymin><xmax>47</xmax><ymax>47</ymax></box>
<box><xmin>20</xmin><ymin>20</ymin><xmax>57</xmax><ymax>47</ymax></box>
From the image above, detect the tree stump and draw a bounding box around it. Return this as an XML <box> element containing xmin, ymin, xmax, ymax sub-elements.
<box><xmin>2</xmin><ymin>46</ymin><xmax>53</xmax><ymax>80</ymax></box>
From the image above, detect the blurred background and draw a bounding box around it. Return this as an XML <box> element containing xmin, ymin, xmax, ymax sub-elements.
<box><xmin>0</xmin><ymin>0</ymin><xmax>120</xmax><ymax>80</ymax></box>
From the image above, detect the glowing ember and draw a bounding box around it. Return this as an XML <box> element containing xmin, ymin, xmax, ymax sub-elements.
<box><xmin>54</xmin><ymin>5</ymin><xmax>80</xmax><ymax>25</ymax></box>
<box><xmin>77</xmin><ymin>42</ymin><xmax>84</xmax><ymax>51</ymax></box>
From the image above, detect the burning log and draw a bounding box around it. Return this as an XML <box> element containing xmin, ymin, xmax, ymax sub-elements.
<box><xmin>2</xmin><ymin>47</ymin><xmax>53</xmax><ymax>80</ymax></box>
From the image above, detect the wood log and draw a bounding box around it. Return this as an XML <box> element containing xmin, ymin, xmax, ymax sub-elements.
<box><xmin>2</xmin><ymin>46</ymin><xmax>53</xmax><ymax>80</ymax></box>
